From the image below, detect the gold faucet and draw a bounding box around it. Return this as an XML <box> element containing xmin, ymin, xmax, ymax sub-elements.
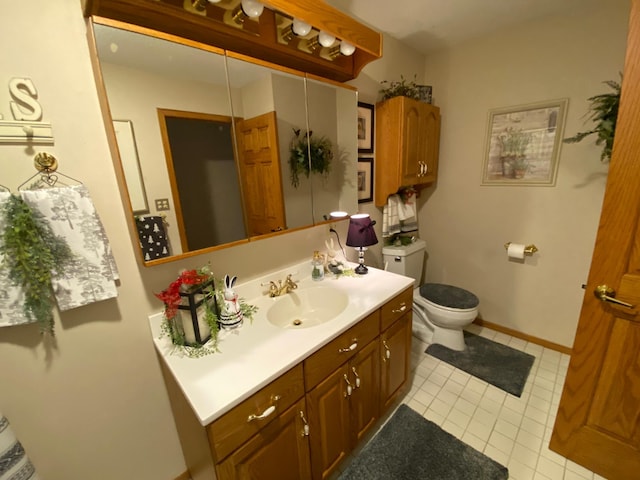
<box><xmin>265</xmin><ymin>274</ymin><xmax>298</xmax><ymax>297</ymax></box>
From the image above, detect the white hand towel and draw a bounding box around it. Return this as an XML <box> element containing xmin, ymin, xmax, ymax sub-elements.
<box><xmin>382</xmin><ymin>194</ymin><xmax>401</xmax><ymax>237</ymax></box>
<box><xmin>20</xmin><ymin>185</ymin><xmax>119</xmax><ymax>311</ymax></box>
<box><xmin>398</xmin><ymin>192</ymin><xmax>418</xmax><ymax>232</ymax></box>
<box><xmin>0</xmin><ymin>413</ymin><xmax>41</xmax><ymax>480</ymax></box>
<box><xmin>0</xmin><ymin>192</ymin><xmax>32</xmax><ymax>328</ymax></box>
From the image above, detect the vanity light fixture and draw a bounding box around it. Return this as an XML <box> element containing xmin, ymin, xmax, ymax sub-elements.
<box><xmin>231</xmin><ymin>0</ymin><xmax>265</xmax><ymax>25</ymax></box>
<box><xmin>328</xmin><ymin>40</ymin><xmax>356</xmax><ymax>59</ymax></box>
<box><xmin>183</xmin><ymin>0</ymin><xmax>221</xmax><ymax>16</ymax></box>
<box><xmin>282</xmin><ymin>18</ymin><xmax>312</xmax><ymax>42</ymax></box>
<box><xmin>307</xmin><ymin>30</ymin><xmax>336</xmax><ymax>53</ymax></box>
<box><xmin>346</xmin><ymin>213</ymin><xmax>378</xmax><ymax>275</ymax></box>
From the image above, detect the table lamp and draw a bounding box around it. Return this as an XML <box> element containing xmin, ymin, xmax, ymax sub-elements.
<box><xmin>346</xmin><ymin>213</ymin><xmax>378</xmax><ymax>275</ymax></box>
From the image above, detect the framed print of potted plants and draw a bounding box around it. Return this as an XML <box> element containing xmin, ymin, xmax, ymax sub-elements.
<box><xmin>481</xmin><ymin>98</ymin><xmax>568</xmax><ymax>186</ymax></box>
<box><xmin>357</xmin><ymin>102</ymin><xmax>374</xmax><ymax>154</ymax></box>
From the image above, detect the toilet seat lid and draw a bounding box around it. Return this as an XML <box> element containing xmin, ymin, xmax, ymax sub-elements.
<box><xmin>418</xmin><ymin>283</ymin><xmax>479</xmax><ymax>309</ymax></box>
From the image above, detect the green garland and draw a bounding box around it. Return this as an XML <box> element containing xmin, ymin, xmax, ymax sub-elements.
<box><xmin>0</xmin><ymin>195</ymin><xmax>73</xmax><ymax>335</ymax></box>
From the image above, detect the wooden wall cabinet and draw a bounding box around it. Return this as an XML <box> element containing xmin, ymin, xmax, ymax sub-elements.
<box><xmin>374</xmin><ymin>96</ymin><xmax>441</xmax><ymax>206</ymax></box>
<box><xmin>163</xmin><ymin>287</ymin><xmax>412</xmax><ymax>480</ymax></box>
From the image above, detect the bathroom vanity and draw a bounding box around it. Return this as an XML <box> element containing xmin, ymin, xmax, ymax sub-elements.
<box><xmin>149</xmin><ymin>263</ymin><xmax>414</xmax><ymax>480</ymax></box>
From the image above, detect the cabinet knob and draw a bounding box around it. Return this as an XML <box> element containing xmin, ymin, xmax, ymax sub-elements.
<box><xmin>338</xmin><ymin>339</ymin><xmax>358</xmax><ymax>353</ymax></box>
<box><xmin>343</xmin><ymin>374</ymin><xmax>353</xmax><ymax>397</ymax></box>
<box><xmin>351</xmin><ymin>366</ymin><xmax>361</xmax><ymax>388</ymax></box>
<box><xmin>247</xmin><ymin>395</ymin><xmax>281</xmax><ymax>422</ymax></box>
<box><xmin>392</xmin><ymin>303</ymin><xmax>407</xmax><ymax>314</ymax></box>
<box><xmin>299</xmin><ymin>411</ymin><xmax>310</xmax><ymax>437</ymax></box>
<box><xmin>382</xmin><ymin>340</ymin><xmax>391</xmax><ymax>361</ymax></box>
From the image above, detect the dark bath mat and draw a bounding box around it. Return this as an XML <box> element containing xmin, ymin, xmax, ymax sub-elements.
<box><xmin>426</xmin><ymin>331</ymin><xmax>535</xmax><ymax>397</ymax></box>
<box><xmin>338</xmin><ymin>404</ymin><xmax>508</xmax><ymax>480</ymax></box>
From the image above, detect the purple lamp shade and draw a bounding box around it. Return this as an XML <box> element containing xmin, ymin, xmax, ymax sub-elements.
<box><xmin>346</xmin><ymin>213</ymin><xmax>378</xmax><ymax>247</ymax></box>
<box><xmin>346</xmin><ymin>213</ymin><xmax>378</xmax><ymax>275</ymax></box>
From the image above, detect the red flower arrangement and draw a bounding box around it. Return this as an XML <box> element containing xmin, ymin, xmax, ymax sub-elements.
<box><xmin>155</xmin><ymin>268</ymin><xmax>212</xmax><ymax>320</ymax></box>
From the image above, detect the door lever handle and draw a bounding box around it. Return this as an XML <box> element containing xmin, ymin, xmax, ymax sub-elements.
<box><xmin>594</xmin><ymin>285</ymin><xmax>635</xmax><ymax>309</ymax></box>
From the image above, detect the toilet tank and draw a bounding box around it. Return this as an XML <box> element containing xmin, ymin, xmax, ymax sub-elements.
<box><xmin>382</xmin><ymin>239</ymin><xmax>426</xmax><ymax>286</ymax></box>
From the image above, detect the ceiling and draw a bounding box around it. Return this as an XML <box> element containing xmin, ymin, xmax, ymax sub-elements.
<box><xmin>325</xmin><ymin>0</ymin><xmax>605</xmax><ymax>54</ymax></box>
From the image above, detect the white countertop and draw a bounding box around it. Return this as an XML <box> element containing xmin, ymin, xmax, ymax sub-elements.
<box><xmin>149</xmin><ymin>261</ymin><xmax>413</xmax><ymax>426</ymax></box>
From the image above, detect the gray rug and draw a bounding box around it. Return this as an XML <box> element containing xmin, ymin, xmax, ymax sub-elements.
<box><xmin>426</xmin><ymin>331</ymin><xmax>535</xmax><ymax>397</ymax></box>
<box><xmin>338</xmin><ymin>404</ymin><xmax>508</xmax><ymax>480</ymax></box>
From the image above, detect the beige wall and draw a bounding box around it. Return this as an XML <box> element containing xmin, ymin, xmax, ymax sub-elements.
<box><xmin>0</xmin><ymin>2</ymin><xmax>629</xmax><ymax>480</ymax></box>
<box><xmin>418</xmin><ymin>2</ymin><xmax>629</xmax><ymax>347</ymax></box>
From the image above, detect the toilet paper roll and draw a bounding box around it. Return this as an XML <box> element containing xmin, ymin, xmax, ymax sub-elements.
<box><xmin>507</xmin><ymin>243</ymin><xmax>526</xmax><ymax>260</ymax></box>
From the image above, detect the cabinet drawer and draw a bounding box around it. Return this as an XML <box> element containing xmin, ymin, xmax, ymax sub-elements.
<box><xmin>207</xmin><ymin>364</ymin><xmax>304</xmax><ymax>462</ymax></box>
<box><xmin>380</xmin><ymin>287</ymin><xmax>413</xmax><ymax>331</ymax></box>
<box><xmin>304</xmin><ymin>311</ymin><xmax>380</xmax><ymax>391</ymax></box>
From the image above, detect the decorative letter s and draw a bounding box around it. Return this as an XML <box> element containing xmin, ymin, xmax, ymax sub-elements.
<box><xmin>9</xmin><ymin>78</ymin><xmax>43</xmax><ymax>121</ymax></box>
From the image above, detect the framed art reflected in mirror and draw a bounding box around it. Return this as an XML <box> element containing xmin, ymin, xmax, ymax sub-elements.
<box><xmin>357</xmin><ymin>157</ymin><xmax>373</xmax><ymax>203</ymax></box>
<box><xmin>357</xmin><ymin>102</ymin><xmax>374</xmax><ymax>154</ymax></box>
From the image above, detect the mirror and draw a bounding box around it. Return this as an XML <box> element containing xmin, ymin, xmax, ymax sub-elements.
<box><xmin>91</xmin><ymin>20</ymin><xmax>358</xmax><ymax>265</ymax></box>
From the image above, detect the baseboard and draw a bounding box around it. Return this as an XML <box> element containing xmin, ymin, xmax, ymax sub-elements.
<box><xmin>473</xmin><ymin>318</ymin><xmax>572</xmax><ymax>355</ymax></box>
<box><xmin>174</xmin><ymin>471</ymin><xmax>190</xmax><ymax>480</ymax></box>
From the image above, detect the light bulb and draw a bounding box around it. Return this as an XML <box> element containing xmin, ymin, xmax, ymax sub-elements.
<box><xmin>318</xmin><ymin>31</ymin><xmax>336</xmax><ymax>48</ymax></box>
<box><xmin>207</xmin><ymin>0</ymin><xmax>221</xmax><ymax>3</ymax></box>
<box><xmin>339</xmin><ymin>41</ymin><xmax>355</xmax><ymax>56</ymax></box>
<box><xmin>292</xmin><ymin>19</ymin><xmax>312</xmax><ymax>36</ymax></box>
<box><xmin>241</xmin><ymin>0</ymin><xmax>264</xmax><ymax>18</ymax></box>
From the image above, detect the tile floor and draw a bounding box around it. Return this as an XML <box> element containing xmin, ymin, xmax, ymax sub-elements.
<box><xmin>337</xmin><ymin>324</ymin><xmax>604</xmax><ymax>480</ymax></box>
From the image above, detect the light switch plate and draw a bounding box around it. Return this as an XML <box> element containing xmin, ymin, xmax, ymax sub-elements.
<box><xmin>155</xmin><ymin>198</ymin><xmax>170</xmax><ymax>211</ymax></box>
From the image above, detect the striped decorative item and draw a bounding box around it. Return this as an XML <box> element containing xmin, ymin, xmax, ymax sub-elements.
<box><xmin>0</xmin><ymin>415</ymin><xmax>39</xmax><ymax>480</ymax></box>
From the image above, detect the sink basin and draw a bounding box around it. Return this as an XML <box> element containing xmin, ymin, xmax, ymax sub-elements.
<box><xmin>267</xmin><ymin>286</ymin><xmax>349</xmax><ymax>329</ymax></box>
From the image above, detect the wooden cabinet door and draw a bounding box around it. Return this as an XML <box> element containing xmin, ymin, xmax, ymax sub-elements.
<box><xmin>307</xmin><ymin>364</ymin><xmax>351</xmax><ymax>480</ymax></box>
<box><xmin>217</xmin><ymin>397</ymin><xmax>311</xmax><ymax>480</ymax></box>
<box><xmin>400</xmin><ymin>100</ymin><xmax>422</xmax><ymax>186</ymax></box>
<box><xmin>349</xmin><ymin>340</ymin><xmax>380</xmax><ymax>445</ymax></box>
<box><xmin>380</xmin><ymin>314</ymin><xmax>412</xmax><ymax>413</ymax></box>
<box><xmin>419</xmin><ymin>102</ymin><xmax>440</xmax><ymax>184</ymax></box>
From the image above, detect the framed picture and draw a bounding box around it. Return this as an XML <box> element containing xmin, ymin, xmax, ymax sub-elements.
<box><xmin>112</xmin><ymin>119</ymin><xmax>149</xmax><ymax>213</ymax></box>
<box><xmin>357</xmin><ymin>157</ymin><xmax>373</xmax><ymax>203</ymax></box>
<box><xmin>357</xmin><ymin>102</ymin><xmax>374</xmax><ymax>153</ymax></box>
<box><xmin>481</xmin><ymin>98</ymin><xmax>568</xmax><ymax>186</ymax></box>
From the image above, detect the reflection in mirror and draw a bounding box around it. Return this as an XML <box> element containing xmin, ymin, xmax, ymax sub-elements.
<box><xmin>225</xmin><ymin>55</ymin><xmax>313</xmax><ymax>236</ymax></box>
<box><xmin>93</xmin><ymin>22</ymin><xmax>246</xmax><ymax>261</ymax></box>
<box><xmin>305</xmin><ymin>77</ymin><xmax>358</xmax><ymax>222</ymax></box>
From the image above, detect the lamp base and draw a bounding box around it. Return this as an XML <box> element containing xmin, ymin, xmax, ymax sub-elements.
<box><xmin>355</xmin><ymin>264</ymin><xmax>369</xmax><ymax>275</ymax></box>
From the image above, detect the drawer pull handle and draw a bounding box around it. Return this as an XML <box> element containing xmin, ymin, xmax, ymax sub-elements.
<box><xmin>247</xmin><ymin>395</ymin><xmax>281</xmax><ymax>422</ymax></box>
<box><xmin>392</xmin><ymin>303</ymin><xmax>407</xmax><ymax>314</ymax></box>
<box><xmin>338</xmin><ymin>340</ymin><xmax>358</xmax><ymax>353</ymax></box>
<box><xmin>351</xmin><ymin>367</ymin><xmax>361</xmax><ymax>388</ymax></box>
<box><xmin>300</xmin><ymin>411</ymin><xmax>310</xmax><ymax>437</ymax></box>
<box><xmin>382</xmin><ymin>341</ymin><xmax>391</xmax><ymax>361</ymax></box>
<box><xmin>343</xmin><ymin>374</ymin><xmax>353</xmax><ymax>397</ymax></box>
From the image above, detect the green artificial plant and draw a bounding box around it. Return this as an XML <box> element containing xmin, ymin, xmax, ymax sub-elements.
<box><xmin>563</xmin><ymin>78</ymin><xmax>621</xmax><ymax>162</ymax></box>
<box><xmin>379</xmin><ymin>74</ymin><xmax>423</xmax><ymax>101</ymax></box>
<box><xmin>289</xmin><ymin>128</ymin><xmax>333</xmax><ymax>187</ymax></box>
<box><xmin>0</xmin><ymin>195</ymin><xmax>73</xmax><ymax>335</ymax></box>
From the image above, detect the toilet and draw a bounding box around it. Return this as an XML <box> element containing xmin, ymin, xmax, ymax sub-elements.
<box><xmin>382</xmin><ymin>239</ymin><xmax>479</xmax><ymax>351</ymax></box>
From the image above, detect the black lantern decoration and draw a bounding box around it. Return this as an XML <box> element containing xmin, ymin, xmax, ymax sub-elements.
<box><xmin>175</xmin><ymin>279</ymin><xmax>215</xmax><ymax>346</ymax></box>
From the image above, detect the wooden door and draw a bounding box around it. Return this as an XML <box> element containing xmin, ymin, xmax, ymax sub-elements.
<box><xmin>235</xmin><ymin>111</ymin><xmax>286</xmax><ymax>237</ymax></box>
<box><xmin>349</xmin><ymin>340</ymin><xmax>380</xmax><ymax>445</ymax></box>
<box><xmin>380</xmin><ymin>314</ymin><xmax>412</xmax><ymax>412</ymax></box>
<box><xmin>549</xmin><ymin>3</ymin><xmax>640</xmax><ymax>478</ymax></box>
<box><xmin>217</xmin><ymin>398</ymin><xmax>311</xmax><ymax>480</ymax></box>
<box><xmin>307</xmin><ymin>365</ymin><xmax>351</xmax><ymax>480</ymax></box>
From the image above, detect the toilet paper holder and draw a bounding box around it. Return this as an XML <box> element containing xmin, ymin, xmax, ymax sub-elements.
<box><xmin>504</xmin><ymin>242</ymin><xmax>538</xmax><ymax>255</ymax></box>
